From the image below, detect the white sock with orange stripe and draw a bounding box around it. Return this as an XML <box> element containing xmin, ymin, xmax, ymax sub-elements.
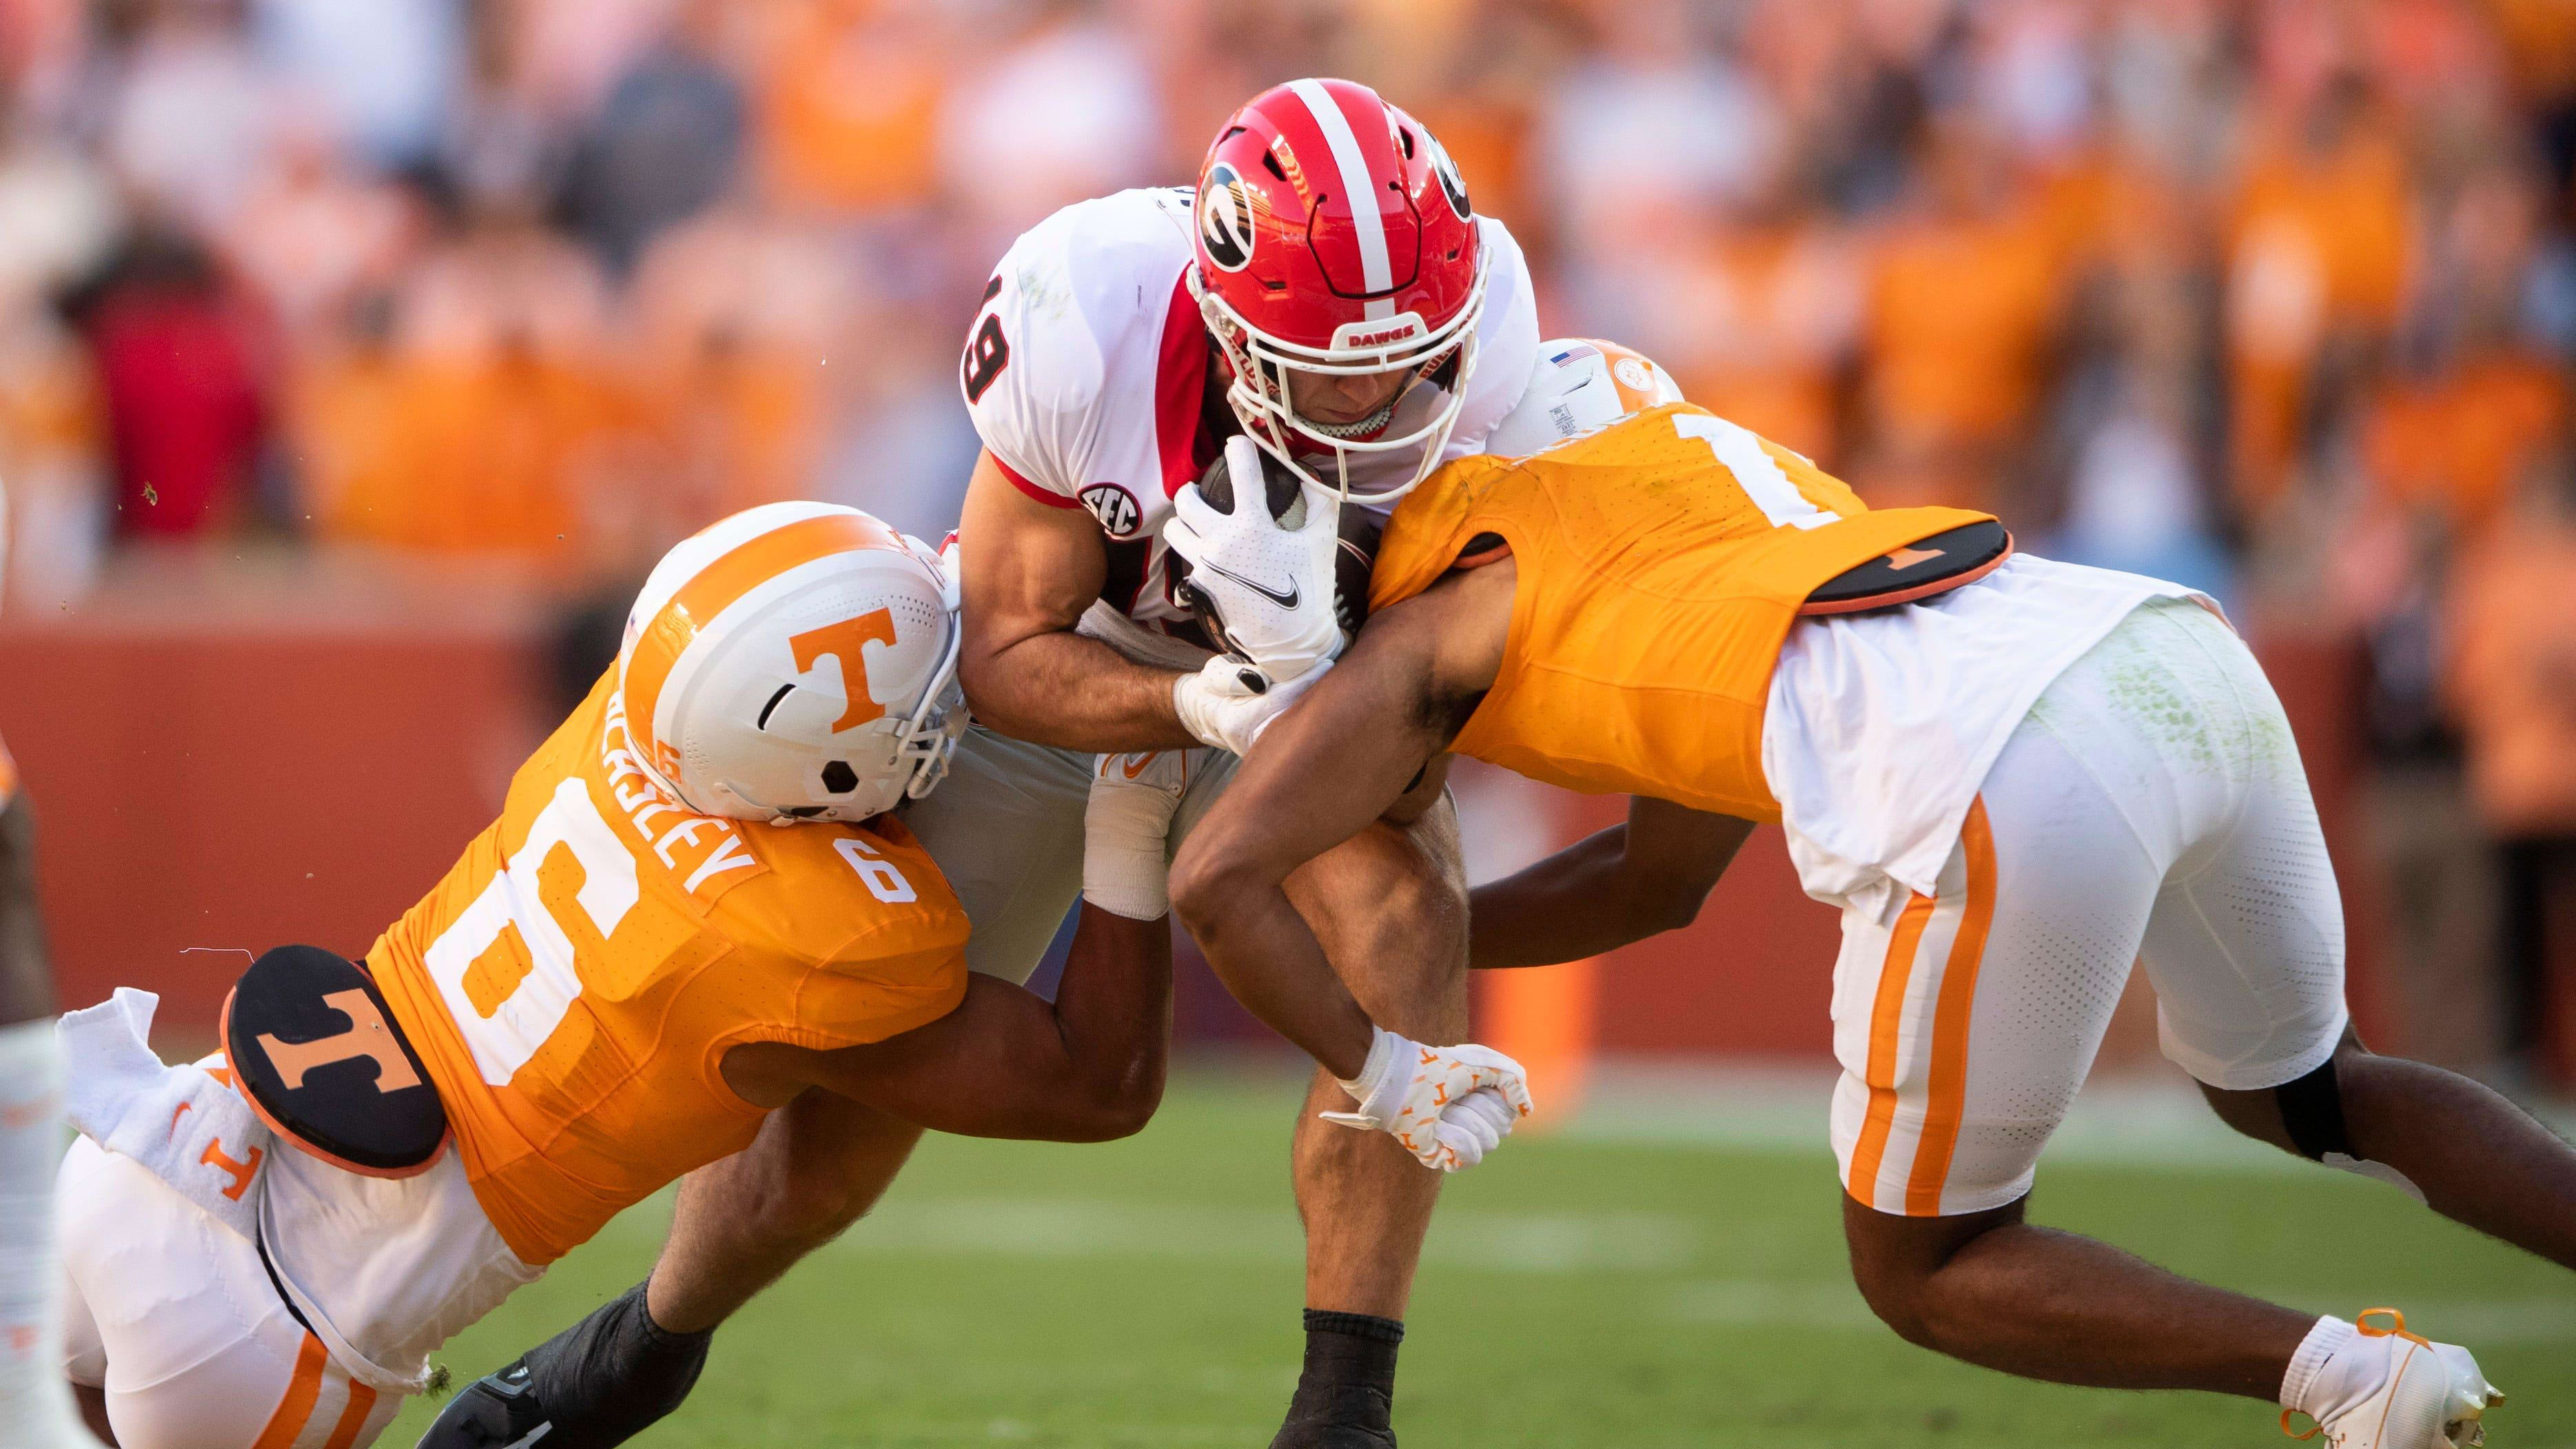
<box><xmin>2282</xmin><ymin>1315</ymin><xmax>2382</xmax><ymax>1426</ymax></box>
<box><xmin>0</xmin><ymin>1017</ymin><xmax>94</xmax><ymax>1445</ymax></box>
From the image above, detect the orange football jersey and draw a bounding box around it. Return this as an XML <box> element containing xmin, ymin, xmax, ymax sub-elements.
<box><xmin>1371</xmin><ymin>404</ymin><xmax>1992</xmax><ymax>820</ymax></box>
<box><xmin>369</xmin><ymin>673</ymin><xmax>968</xmax><ymax>1265</ymax></box>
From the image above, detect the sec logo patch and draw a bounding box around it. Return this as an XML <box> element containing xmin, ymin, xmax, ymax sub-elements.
<box><xmin>1081</xmin><ymin>483</ymin><xmax>1143</xmax><ymax>538</ymax></box>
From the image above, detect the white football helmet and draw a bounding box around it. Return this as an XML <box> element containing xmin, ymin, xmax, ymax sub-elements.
<box><xmin>618</xmin><ymin>501</ymin><xmax>965</xmax><ymax>824</ymax></box>
<box><xmin>1482</xmin><ymin>338</ymin><xmax>1684</xmax><ymax>458</ymax></box>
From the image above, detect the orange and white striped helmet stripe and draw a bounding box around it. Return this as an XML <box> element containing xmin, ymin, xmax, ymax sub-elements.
<box><xmin>620</xmin><ymin>503</ymin><xmax>908</xmax><ymax>782</ymax></box>
<box><xmin>1841</xmin><ymin>798</ymin><xmax>1999</xmax><ymax>1217</ymax></box>
<box><xmin>1584</xmin><ymin>338</ymin><xmax>1684</xmax><ymax>414</ymax></box>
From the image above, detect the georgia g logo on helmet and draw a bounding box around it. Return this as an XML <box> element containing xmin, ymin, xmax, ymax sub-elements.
<box><xmin>1422</xmin><ymin>128</ymin><xmax>1471</xmax><ymax>221</ymax></box>
<box><xmin>1386</xmin><ymin>104</ymin><xmax>1471</xmax><ymax>223</ymax></box>
<box><xmin>1198</xmin><ymin>162</ymin><xmax>1257</xmax><ymax>272</ymax></box>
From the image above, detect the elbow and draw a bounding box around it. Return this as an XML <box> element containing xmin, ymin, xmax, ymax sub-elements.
<box><xmin>1631</xmin><ymin>875</ymin><xmax>1717</xmax><ymax>939</ymax></box>
<box><xmin>1067</xmin><ymin>1062</ymin><xmax>1165</xmax><ymax>1142</ymax></box>
<box><xmin>1645</xmin><ymin>891</ymin><xmax>1709</xmax><ymax>938</ymax></box>
<box><xmin>954</xmin><ymin>645</ymin><xmax>1012</xmax><ymax>731</ymax></box>
<box><xmin>1100</xmin><ymin>1074</ymin><xmax>1164</xmax><ymax>1139</ymax></box>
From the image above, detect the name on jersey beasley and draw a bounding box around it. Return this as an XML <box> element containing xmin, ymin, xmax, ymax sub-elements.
<box><xmin>597</xmin><ymin>693</ymin><xmax>764</xmax><ymax>898</ymax></box>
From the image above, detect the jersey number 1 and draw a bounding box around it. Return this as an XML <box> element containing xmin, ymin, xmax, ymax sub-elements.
<box><xmin>1671</xmin><ymin>414</ymin><xmax>1835</xmax><ymax>531</ymax></box>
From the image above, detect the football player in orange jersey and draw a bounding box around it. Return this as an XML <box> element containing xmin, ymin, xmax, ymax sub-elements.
<box><xmin>45</xmin><ymin>503</ymin><xmax>1277</xmax><ymax>1449</ymax></box>
<box><xmin>1170</xmin><ymin>404</ymin><xmax>2576</xmax><ymax>1449</ymax></box>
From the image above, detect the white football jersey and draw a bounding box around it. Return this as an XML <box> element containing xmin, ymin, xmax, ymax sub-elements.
<box><xmin>960</xmin><ymin>186</ymin><xmax>1540</xmax><ymax>631</ymax></box>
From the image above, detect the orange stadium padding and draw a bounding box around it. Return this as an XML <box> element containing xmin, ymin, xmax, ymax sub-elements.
<box><xmin>1475</xmin><ymin>957</ymin><xmax>1601</xmax><ymax>1128</ymax></box>
<box><xmin>0</xmin><ymin>552</ymin><xmax>551</xmax><ymax>1043</ymax></box>
<box><xmin>1571</xmin><ymin>813</ymin><xmax>1841</xmax><ymax>1060</ymax></box>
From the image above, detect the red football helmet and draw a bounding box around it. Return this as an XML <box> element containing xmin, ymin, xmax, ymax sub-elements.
<box><xmin>1188</xmin><ymin>77</ymin><xmax>1488</xmax><ymax>500</ymax></box>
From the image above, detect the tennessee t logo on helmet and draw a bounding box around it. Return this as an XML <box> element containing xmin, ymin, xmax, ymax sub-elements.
<box><xmin>788</xmin><ymin>610</ymin><xmax>900</xmax><ymax>733</ymax></box>
<box><xmin>617</xmin><ymin>502</ymin><xmax>967</xmax><ymax>824</ymax></box>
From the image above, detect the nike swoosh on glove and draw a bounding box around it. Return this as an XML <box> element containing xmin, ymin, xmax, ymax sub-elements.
<box><xmin>1165</xmin><ymin>435</ymin><xmax>1346</xmax><ymax>688</ymax></box>
<box><xmin>1318</xmin><ymin>1026</ymin><xmax>1536</xmax><ymax>1172</ymax></box>
<box><xmin>1172</xmin><ymin>653</ymin><xmax>1331</xmax><ymax>758</ymax></box>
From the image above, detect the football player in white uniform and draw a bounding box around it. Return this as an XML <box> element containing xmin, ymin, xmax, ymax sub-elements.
<box><xmin>0</xmin><ymin>490</ymin><xmax>108</xmax><ymax>1448</ymax></box>
<box><xmin>423</xmin><ymin>80</ymin><xmax>1677</xmax><ymax>1449</ymax></box>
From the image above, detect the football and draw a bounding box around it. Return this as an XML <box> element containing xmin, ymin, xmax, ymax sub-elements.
<box><xmin>1333</xmin><ymin>508</ymin><xmax>1381</xmax><ymax>640</ymax></box>
<box><xmin>1194</xmin><ymin>437</ymin><xmax>1307</xmax><ymax>528</ymax></box>
<box><xmin>1187</xmin><ymin>443</ymin><xmax>1380</xmax><ymax>643</ymax></box>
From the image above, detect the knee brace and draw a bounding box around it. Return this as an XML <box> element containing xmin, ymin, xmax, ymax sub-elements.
<box><xmin>2274</xmin><ymin>1057</ymin><xmax>2352</xmax><ymax>1162</ymax></box>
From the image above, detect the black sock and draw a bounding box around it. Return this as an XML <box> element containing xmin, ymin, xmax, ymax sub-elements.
<box><xmin>524</xmin><ymin>1279</ymin><xmax>716</xmax><ymax>1448</ymax></box>
<box><xmin>1269</xmin><ymin>1310</ymin><xmax>1403</xmax><ymax>1448</ymax></box>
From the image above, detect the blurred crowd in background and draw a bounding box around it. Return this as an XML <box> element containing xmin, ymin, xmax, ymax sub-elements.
<box><xmin>0</xmin><ymin>0</ymin><xmax>2573</xmax><ymax>1078</ymax></box>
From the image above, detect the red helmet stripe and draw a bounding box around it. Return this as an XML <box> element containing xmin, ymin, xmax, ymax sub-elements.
<box><xmin>1285</xmin><ymin>79</ymin><xmax>1393</xmax><ymax>314</ymax></box>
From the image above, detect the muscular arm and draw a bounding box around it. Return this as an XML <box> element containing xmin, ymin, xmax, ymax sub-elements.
<box><xmin>956</xmin><ymin>450</ymin><xmax>1198</xmax><ymax>751</ymax></box>
<box><xmin>728</xmin><ymin>903</ymin><xmax>1173</xmax><ymax>1142</ymax></box>
<box><xmin>1469</xmin><ymin>797</ymin><xmax>1754</xmax><ymax>969</ymax></box>
<box><xmin>1169</xmin><ymin>561</ymin><xmax>1515</xmax><ymax>1078</ymax></box>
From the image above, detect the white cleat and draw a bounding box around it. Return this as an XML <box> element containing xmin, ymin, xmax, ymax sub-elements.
<box><xmin>2287</xmin><ymin>1309</ymin><xmax>2506</xmax><ymax>1449</ymax></box>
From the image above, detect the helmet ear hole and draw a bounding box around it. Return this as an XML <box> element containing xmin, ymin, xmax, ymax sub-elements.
<box><xmin>820</xmin><ymin>760</ymin><xmax>859</xmax><ymax>794</ymax></box>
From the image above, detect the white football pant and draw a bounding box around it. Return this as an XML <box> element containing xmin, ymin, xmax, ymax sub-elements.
<box><xmin>1830</xmin><ymin>599</ymin><xmax>2349</xmax><ymax>1215</ymax></box>
<box><xmin>57</xmin><ymin>1139</ymin><xmax>406</xmax><ymax>1448</ymax></box>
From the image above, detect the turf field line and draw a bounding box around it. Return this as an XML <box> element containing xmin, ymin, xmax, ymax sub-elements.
<box><xmin>1563</xmin><ymin>1061</ymin><xmax>2576</xmax><ymax>1175</ymax></box>
<box><xmin>808</xmin><ymin>1418</ymin><xmax>1276</xmax><ymax>1444</ymax></box>
<box><xmin>599</xmin><ymin>1194</ymin><xmax>1700</xmax><ymax>1273</ymax></box>
<box><xmin>1666</xmin><ymin>1279</ymin><xmax>2576</xmax><ymax>1342</ymax></box>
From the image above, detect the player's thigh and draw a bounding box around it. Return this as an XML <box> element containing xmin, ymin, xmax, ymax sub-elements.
<box><xmin>897</xmin><ymin>725</ymin><xmax>1092</xmax><ymax>986</ymax></box>
<box><xmin>1176</xmin><ymin>757</ymin><xmax>1469</xmax><ymax>1036</ymax></box>
<box><xmin>2140</xmin><ymin>756</ymin><xmax>2349</xmax><ymax>1091</ymax></box>
<box><xmin>1288</xmin><ymin>795</ymin><xmax>1471</xmax><ymax>1041</ymax></box>
<box><xmin>61</xmin><ymin>1252</ymin><xmax>105</xmax><ymax>1388</ymax></box>
<box><xmin>682</xmin><ymin>1086</ymin><xmax>926</xmax><ymax>1237</ymax></box>
<box><xmin>1830</xmin><ymin>722</ymin><xmax>2159</xmax><ymax>1218</ymax></box>
<box><xmin>58</xmin><ymin>1139</ymin><xmax>401</xmax><ymax>1448</ymax></box>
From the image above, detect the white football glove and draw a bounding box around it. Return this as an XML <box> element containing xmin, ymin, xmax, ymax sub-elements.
<box><xmin>1082</xmin><ymin>749</ymin><xmax>1194</xmax><ymax>920</ymax></box>
<box><xmin>1171</xmin><ymin>653</ymin><xmax>1331</xmax><ymax>758</ymax></box>
<box><xmin>1165</xmin><ymin>435</ymin><xmax>1345</xmax><ymax>688</ymax></box>
<box><xmin>1318</xmin><ymin>1026</ymin><xmax>1536</xmax><ymax>1173</ymax></box>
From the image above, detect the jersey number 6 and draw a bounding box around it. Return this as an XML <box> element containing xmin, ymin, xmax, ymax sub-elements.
<box><xmin>421</xmin><ymin>779</ymin><xmax>639</xmax><ymax>1086</ymax></box>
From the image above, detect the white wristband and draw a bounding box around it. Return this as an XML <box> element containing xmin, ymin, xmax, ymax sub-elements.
<box><xmin>1081</xmin><ymin>753</ymin><xmax>1188</xmax><ymax>920</ymax></box>
<box><xmin>1334</xmin><ymin>1026</ymin><xmax>1396</xmax><ymax>1106</ymax></box>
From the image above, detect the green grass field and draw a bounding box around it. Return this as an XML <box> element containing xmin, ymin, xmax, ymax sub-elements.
<box><xmin>386</xmin><ymin>1068</ymin><xmax>2576</xmax><ymax>1448</ymax></box>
